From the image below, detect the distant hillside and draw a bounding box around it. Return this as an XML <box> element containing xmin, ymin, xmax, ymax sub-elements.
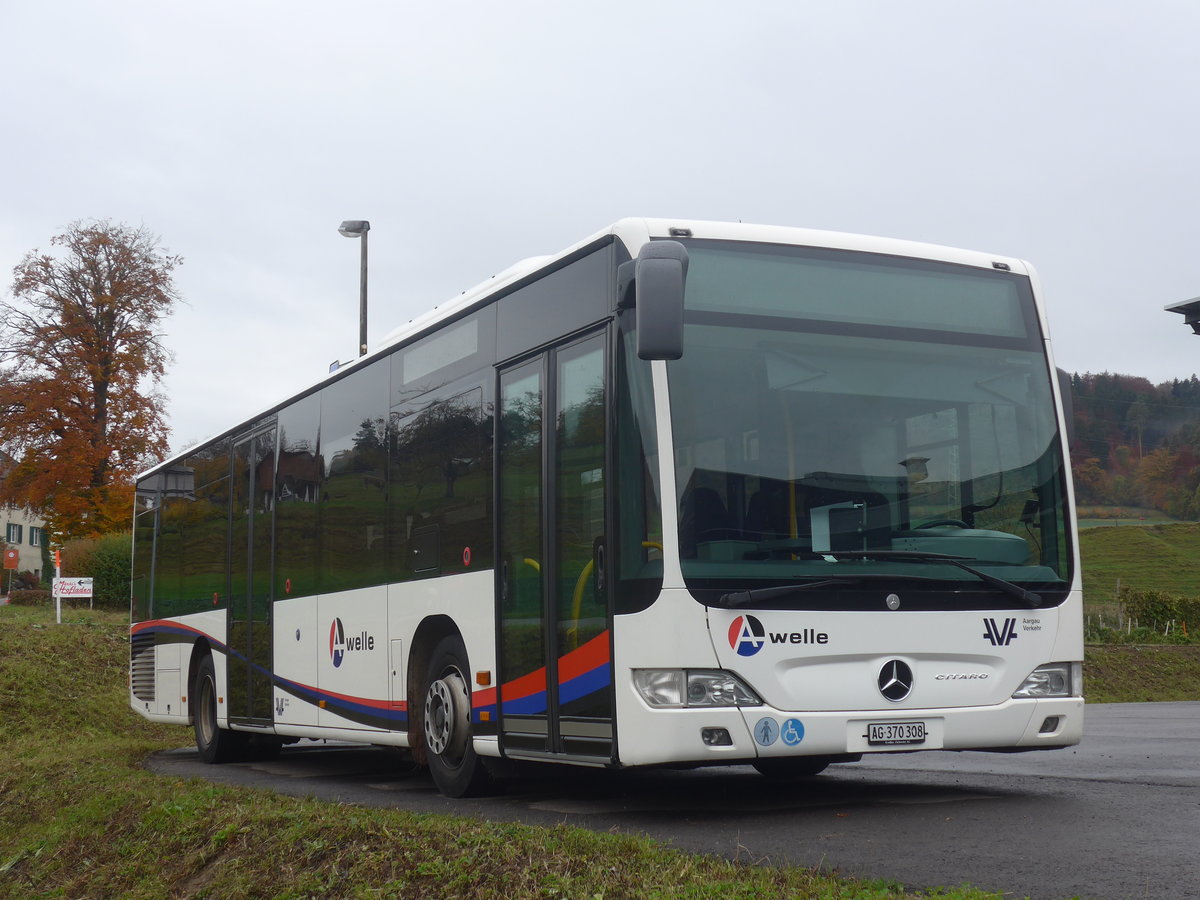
<box><xmin>1080</xmin><ymin>522</ymin><xmax>1200</xmax><ymax>603</ymax></box>
<box><xmin>1070</xmin><ymin>372</ymin><xmax>1200</xmax><ymax>519</ymax></box>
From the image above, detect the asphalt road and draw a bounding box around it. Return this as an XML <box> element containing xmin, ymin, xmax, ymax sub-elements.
<box><xmin>147</xmin><ymin>702</ymin><xmax>1200</xmax><ymax>900</ymax></box>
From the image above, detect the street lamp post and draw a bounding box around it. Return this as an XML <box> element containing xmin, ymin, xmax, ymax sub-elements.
<box><xmin>338</xmin><ymin>220</ymin><xmax>370</xmax><ymax>356</ymax></box>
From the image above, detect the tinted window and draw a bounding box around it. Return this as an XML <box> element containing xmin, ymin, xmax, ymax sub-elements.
<box><xmin>154</xmin><ymin>496</ymin><xmax>184</xmax><ymax>615</ymax></box>
<box><xmin>320</xmin><ymin>361</ymin><xmax>389</xmax><ymax>592</ymax></box>
<box><xmin>389</xmin><ymin>379</ymin><xmax>492</xmax><ymax>580</ymax></box>
<box><xmin>132</xmin><ymin>505</ymin><xmax>155</xmax><ymax>622</ymax></box>
<box><xmin>151</xmin><ymin>443</ymin><xmax>231</xmax><ymax>618</ymax></box>
<box><xmin>275</xmin><ymin>393</ymin><xmax>321</xmax><ymax>599</ymax></box>
<box><xmin>554</xmin><ymin>334</ymin><xmax>607</xmax><ymax>715</ymax></box>
<box><xmin>394</xmin><ymin>307</ymin><xmax>496</xmax><ymax>406</ymax></box>
<box><xmin>498</xmin><ymin>362</ymin><xmax>544</xmax><ymax>688</ymax></box>
<box><xmin>615</xmin><ymin>316</ymin><xmax>664</xmax><ymax>612</ymax></box>
<box><xmin>497</xmin><ymin>244</ymin><xmax>613</xmax><ymax>361</ymax></box>
<box><xmin>186</xmin><ymin>442</ymin><xmax>232</xmax><ymax>614</ymax></box>
<box><xmin>683</xmin><ymin>241</ymin><xmax>1034</xmax><ymax>342</ymax></box>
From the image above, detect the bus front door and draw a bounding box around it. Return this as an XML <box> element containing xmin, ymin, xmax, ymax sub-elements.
<box><xmin>228</xmin><ymin>426</ymin><xmax>276</xmax><ymax>726</ymax></box>
<box><xmin>497</xmin><ymin>331</ymin><xmax>613</xmax><ymax>759</ymax></box>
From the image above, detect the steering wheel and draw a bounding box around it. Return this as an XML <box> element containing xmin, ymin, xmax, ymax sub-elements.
<box><xmin>916</xmin><ymin>519</ymin><xmax>969</xmax><ymax>529</ymax></box>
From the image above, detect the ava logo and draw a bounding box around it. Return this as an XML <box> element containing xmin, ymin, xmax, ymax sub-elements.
<box><xmin>983</xmin><ymin>617</ymin><xmax>1019</xmax><ymax>646</ymax></box>
<box><xmin>329</xmin><ymin>618</ymin><xmax>346</xmax><ymax>667</ymax></box>
<box><xmin>329</xmin><ymin>618</ymin><xmax>376</xmax><ymax>668</ymax></box>
<box><xmin>728</xmin><ymin>614</ymin><xmax>766</xmax><ymax>657</ymax></box>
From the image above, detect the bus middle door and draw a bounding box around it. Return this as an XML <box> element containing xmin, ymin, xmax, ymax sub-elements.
<box><xmin>228</xmin><ymin>425</ymin><xmax>276</xmax><ymax>727</ymax></box>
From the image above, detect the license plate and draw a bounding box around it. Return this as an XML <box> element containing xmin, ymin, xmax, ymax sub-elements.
<box><xmin>867</xmin><ymin>721</ymin><xmax>927</xmax><ymax>746</ymax></box>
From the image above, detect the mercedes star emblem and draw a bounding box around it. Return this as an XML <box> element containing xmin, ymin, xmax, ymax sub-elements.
<box><xmin>878</xmin><ymin>659</ymin><xmax>914</xmax><ymax>702</ymax></box>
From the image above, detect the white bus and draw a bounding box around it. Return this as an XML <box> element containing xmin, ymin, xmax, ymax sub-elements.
<box><xmin>130</xmin><ymin>219</ymin><xmax>1082</xmax><ymax>797</ymax></box>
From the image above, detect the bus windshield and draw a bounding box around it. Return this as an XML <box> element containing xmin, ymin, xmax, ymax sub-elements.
<box><xmin>668</xmin><ymin>240</ymin><xmax>1072</xmax><ymax>609</ymax></box>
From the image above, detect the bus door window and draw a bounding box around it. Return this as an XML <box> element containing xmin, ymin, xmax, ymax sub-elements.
<box><xmin>497</xmin><ymin>362</ymin><xmax>545</xmax><ymax>699</ymax></box>
<box><xmin>229</xmin><ymin>425</ymin><xmax>276</xmax><ymax>724</ymax></box>
<box><xmin>553</xmin><ymin>335</ymin><xmax>606</xmax><ymax>673</ymax></box>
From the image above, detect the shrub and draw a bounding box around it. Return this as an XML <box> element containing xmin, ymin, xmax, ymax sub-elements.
<box><xmin>1120</xmin><ymin>587</ymin><xmax>1200</xmax><ymax>636</ymax></box>
<box><xmin>60</xmin><ymin>532</ymin><xmax>131</xmax><ymax>610</ymax></box>
<box><xmin>8</xmin><ymin>589</ymin><xmax>52</xmax><ymax>606</ymax></box>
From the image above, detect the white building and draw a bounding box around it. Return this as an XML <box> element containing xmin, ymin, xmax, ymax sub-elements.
<box><xmin>2</xmin><ymin>504</ymin><xmax>46</xmax><ymax>583</ymax></box>
<box><xmin>1</xmin><ymin>452</ymin><xmax>48</xmax><ymax>587</ymax></box>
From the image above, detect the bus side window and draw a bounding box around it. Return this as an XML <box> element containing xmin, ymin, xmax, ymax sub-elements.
<box><xmin>390</xmin><ymin>382</ymin><xmax>491</xmax><ymax>582</ymax></box>
<box><xmin>320</xmin><ymin>359</ymin><xmax>389</xmax><ymax>593</ymax></box>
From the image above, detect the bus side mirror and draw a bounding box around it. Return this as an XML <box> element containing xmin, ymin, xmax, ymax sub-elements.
<box><xmin>634</xmin><ymin>240</ymin><xmax>688</xmax><ymax>360</ymax></box>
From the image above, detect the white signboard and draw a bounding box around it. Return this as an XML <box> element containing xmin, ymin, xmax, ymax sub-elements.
<box><xmin>53</xmin><ymin>577</ymin><xmax>94</xmax><ymax>598</ymax></box>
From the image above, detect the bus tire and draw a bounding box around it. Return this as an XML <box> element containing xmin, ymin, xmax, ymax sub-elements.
<box><xmin>752</xmin><ymin>757</ymin><xmax>830</xmax><ymax>778</ymax></box>
<box><xmin>423</xmin><ymin>635</ymin><xmax>493</xmax><ymax>798</ymax></box>
<box><xmin>192</xmin><ymin>654</ymin><xmax>247</xmax><ymax>764</ymax></box>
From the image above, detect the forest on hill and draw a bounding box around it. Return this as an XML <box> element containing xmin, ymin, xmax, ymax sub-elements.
<box><xmin>1069</xmin><ymin>372</ymin><xmax>1200</xmax><ymax>520</ymax></box>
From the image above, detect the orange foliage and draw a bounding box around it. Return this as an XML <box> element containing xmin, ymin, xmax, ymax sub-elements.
<box><xmin>0</xmin><ymin>220</ymin><xmax>178</xmax><ymax>539</ymax></box>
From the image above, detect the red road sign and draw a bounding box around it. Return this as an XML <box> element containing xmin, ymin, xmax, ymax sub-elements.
<box><xmin>3</xmin><ymin>548</ymin><xmax>18</xmax><ymax>570</ymax></box>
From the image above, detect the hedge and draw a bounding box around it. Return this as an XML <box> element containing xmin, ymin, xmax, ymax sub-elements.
<box><xmin>6</xmin><ymin>589</ymin><xmax>53</xmax><ymax>606</ymax></box>
<box><xmin>1120</xmin><ymin>587</ymin><xmax>1200</xmax><ymax>633</ymax></box>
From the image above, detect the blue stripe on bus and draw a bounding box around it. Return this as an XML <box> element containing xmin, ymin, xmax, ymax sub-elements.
<box><xmin>559</xmin><ymin>663</ymin><xmax>611</xmax><ymax>705</ymax></box>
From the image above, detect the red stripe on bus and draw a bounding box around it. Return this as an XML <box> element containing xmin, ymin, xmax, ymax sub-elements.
<box><xmin>557</xmin><ymin>632</ymin><xmax>610</xmax><ymax>684</ymax></box>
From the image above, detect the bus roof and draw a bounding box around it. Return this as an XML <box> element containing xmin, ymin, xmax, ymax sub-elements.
<box><xmin>140</xmin><ymin>218</ymin><xmax>1034</xmax><ymax>479</ymax></box>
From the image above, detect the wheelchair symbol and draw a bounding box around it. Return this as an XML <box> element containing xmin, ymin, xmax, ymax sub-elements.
<box><xmin>781</xmin><ymin>718</ymin><xmax>805</xmax><ymax>746</ymax></box>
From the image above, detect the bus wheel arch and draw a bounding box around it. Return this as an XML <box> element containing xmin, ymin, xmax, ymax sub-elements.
<box><xmin>407</xmin><ymin>616</ymin><xmax>460</xmax><ymax>766</ymax></box>
<box><xmin>186</xmin><ymin>639</ymin><xmax>213</xmax><ymax>727</ymax></box>
<box><xmin>418</xmin><ymin>631</ymin><xmax>494</xmax><ymax>797</ymax></box>
<box><xmin>190</xmin><ymin>652</ymin><xmax>248</xmax><ymax>763</ymax></box>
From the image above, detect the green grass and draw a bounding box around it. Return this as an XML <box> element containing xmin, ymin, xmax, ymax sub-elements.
<box><xmin>1075</xmin><ymin>505</ymin><xmax>1182</xmax><ymax>529</ymax></box>
<box><xmin>1084</xmin><ymin>644</ymin><xmax>1200</xmax><ymax>702</ymax></box>
<box><xmin>1080</xmin><ymin>522</ymin><xmax>1200</xmax><ymax>608</ymax></box>
<box><xmin>0</xmin><ymin>604</ymin><xmax>1007</xmax><ymax>900</ymax></box>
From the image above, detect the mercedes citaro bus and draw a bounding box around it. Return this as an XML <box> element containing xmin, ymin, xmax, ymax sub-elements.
<box><xmin>130</xmin><ymin>219</ymin><xmax>1082</xmax><ymax>796</ymax></box>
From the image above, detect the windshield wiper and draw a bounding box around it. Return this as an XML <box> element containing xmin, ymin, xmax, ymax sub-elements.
<box><xmin>717</xmin><ymin>578</ymin><xmax>859</xmax><ymax>608</ymax></box>
<box><xmin>826</xmin><ymin>550</ymin><xmax>1042</xmax><ymax>608</ymax></box>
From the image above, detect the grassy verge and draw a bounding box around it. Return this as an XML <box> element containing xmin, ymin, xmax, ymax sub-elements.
<box><xmin>0</xmin><ymin>605</ymin><xmax>1004</xmax><ymax>900</ymax></box>
<box><xmin>1084</xmin><ymin>643</ymin><xmax>1200</xmax><ymax>702</ymax></box>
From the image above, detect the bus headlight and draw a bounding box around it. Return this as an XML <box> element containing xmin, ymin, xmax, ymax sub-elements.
<box><xmin>1012</xmin><ymin>662</ymin><xmax>1082</xmax><ymax>699</ymax></box>
<box><xmin>632</xmin><ymin>669</ymin><xmax>763</xmax><ymax>708</ymax></box>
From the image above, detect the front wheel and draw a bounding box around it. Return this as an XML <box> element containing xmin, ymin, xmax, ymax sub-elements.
<box><xmin>753</xmin><ymin>756</ymin><xmax>831</xmax><ymax>778</ymax></box>
<box><xmin>192</xmin><ymin>655</ymin><xmax>247</xmax><ymax>763</ymax></box>
<box><xmin>423</xmin><ymin>635</ymin><xmax>494</xmax><ymax>797</ymax></box>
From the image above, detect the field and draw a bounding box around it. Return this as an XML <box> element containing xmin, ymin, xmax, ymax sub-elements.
<box><xmin>1079</xmin><ymin>521</ymin><xmax>1200</xmax><ymax>608</ymax></box>
<box><xmin>0</xmin><ymin>605</ymin><xmax>1007</xmax><ymax>900</ymax></box>
<box><xmin>1074</xmin><ymin>505</ymin><xmax>1181</xmax><ymax>530</ymax></box>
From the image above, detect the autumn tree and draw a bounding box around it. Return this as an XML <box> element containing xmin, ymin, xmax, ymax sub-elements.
<box><xmin>0</xmin><ymin>220</ymin><xmax>181</xmax><ymax>539</ymax></box>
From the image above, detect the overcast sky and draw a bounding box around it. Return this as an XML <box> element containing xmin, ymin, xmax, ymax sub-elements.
<box><xmin>3</xmin><ymin>1</ymin><xmax>1199</xmax><ymax>453</ymax></box>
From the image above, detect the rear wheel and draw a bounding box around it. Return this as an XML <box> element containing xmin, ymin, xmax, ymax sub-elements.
<box><xmin>423</xmin><ymin>635</ymin><xmax>493</xmax><ymax>797</ymax></box>
<box><xmin>192</xmin><ymin>655</ymin><xmax>248</xmax><ymax>763</ymax></box>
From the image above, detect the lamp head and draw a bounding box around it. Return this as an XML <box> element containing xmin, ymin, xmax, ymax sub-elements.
<box><xmin>338</xmin><ymin>220</ymin><xmax>370</xmax><ymax>237</ymax></box>
<box><xmin>1166</xmin><ymin>298</ymin><xmax>1200</xmax><ymax>335</ymax></box>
